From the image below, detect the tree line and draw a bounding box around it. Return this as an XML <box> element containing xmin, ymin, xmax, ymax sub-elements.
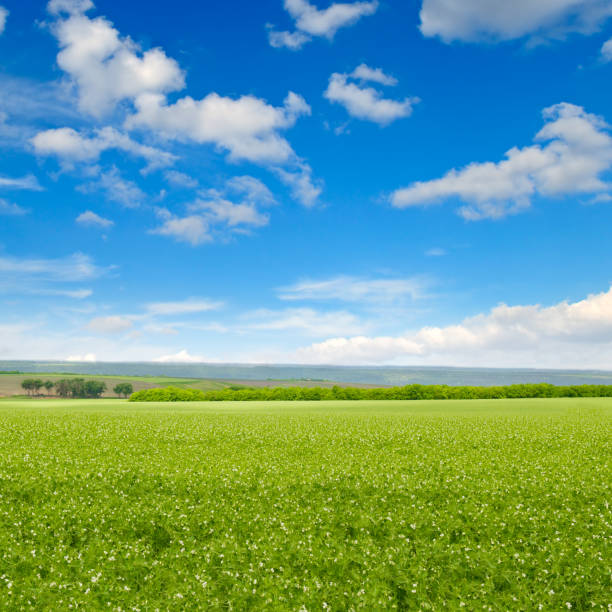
<box><xmin>129</xmin><ymin>383</ymin><xmax>612</xmax><ymax>402</ymax></box>
<box><xmin>20</xmin><ymin>378</ymin><xmax>133</xmax><ymax>398</ymax></box>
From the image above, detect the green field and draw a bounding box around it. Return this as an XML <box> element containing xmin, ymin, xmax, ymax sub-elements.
<box><xmin>0</xmin><ymin>399</ymin><xmax>609</xmax><ymax>610</ymax></box>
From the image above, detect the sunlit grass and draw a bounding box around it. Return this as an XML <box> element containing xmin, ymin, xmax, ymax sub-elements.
<box><xmin>0</xmin><ymin>399</ymin><xmax>609</xmax><ymax>609</ymax></box>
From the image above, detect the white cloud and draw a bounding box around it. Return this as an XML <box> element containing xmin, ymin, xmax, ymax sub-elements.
<box><xmin>268</xmin><ymin>28</ymin><xmax>311</xmax><ymax>50</ymax></box>
<box><xmin>66</xmin><ymin>352</ymin><xmax>97</xmax><ymax>362</ymax></box>
<box><xmin>0</xmin><ymin>76</ymin><xmax>81</xmax><ymax>147</ymax></box>
<box><xmin>46</xmin><ymin>2</ymin><xmax>319</xmax><ymax>205</ymax></box>
<box><xmin>278</xmin><ymin>275</ymin><xmax>426</xmax><ymax>303</ymax></box>
<box><xmin>45</xmin><ymin>288</ymin><xmax>92</xmax><ymax>299</ymax></box>
<box><xmin>0</xmin><ymin>174</ymin><xmax>43</xmax><ymax>191</ymax></box>
<box><xmin>0</xmin><ymin>252</ymin><xmax>107</xmax><ymax>281</ymax></box>
<box><xmin>146</xmin><ymin>298</ymin><xmax>223</xmax><ymax>316</ymax></box>
<box><xmin>49</xmin><ymin>6</ymin><xmax>185</xmax><ymax>116</ymax></box>
<box><xmin>32</xmin><ymin>127</ymin><xmax>176</xmax><ymax>172</ymax></box>
<box><xmin>164</xmin><ymin>170</ymin><xmax>198</xmax><ymax>189</ymax></box>
<box><xmin>244</xmin><ymin>307</ymin><xmax>367</xmax><ymax>337</ymax></box>
<box><xmin>154</xmin><ymin>349</ymin><xmax>208</xmax><ymax>363</ymax></box>
<box><xmin>391</xmin><ymin>103</ymin><xmax>612</xmax><ymax>220</ymax></box>
<box><xmin>293</xmin><ymin>286</ymin><xmax>612</xmax><ymax>367</ymax></box>
<box><xmin>419</xmin><ymin>0</ymin><xmax>612</xmax><ymax>44</ymax></box>
<box><xmin>601</xmin><ymin>37</ymin><xmax>612</xmax><ymax>61</ymax></box>
<box><xmin>0</xmin><ymin>6</ymin><xmax>8</xmax><ymax>35</ymax></box>
<box><xmin>76</xmin><ymin>210</ymin><xmax>113</xmax><ymax>228</ymax></box>
<box><xmin>87</xmin><ymin>315</ymin><xmax>133</xmax><ymax>334</ymax></box>
<box><xmin>324</xmin><ymin>65</ymin><xmax>418</xmax><ymax>125</ymax></box>
<box><xmin>127</xmin><ymin>91</ymin><xmax>310</xmax><ymax>164</ymax></box>
<box><xmin>351</xmin><ymin>63</ymin><xmax>398</xmax><ymax>85</ymax></box>
<box><xmin>0</xmin><ymin>253</ymin><xmax>103</xmax><ymax>301</ymax></box>
<box><xmin>80</xmin><ymin>167</ymin><xmax>146</xmax><ymax>207</ymax></box>
<box><xmin>47</xmin><ymin>0</ymin><xmax>94</xmax><ymax>15</ymax></box>
<box><xmin>0</xmin><ymin>199</ymin><xmax>28</xmax><ymax>216</ymax></box>
<box><xmin>152</xmin><ymin>176</ymin><xmax>280</xmax><ymax>245</ymax></box>
<box><xmin>425</xmin><ymin>247</ymin><xmax>446</xmax><ymax>257</ymax></box>
<box><xmin>268</xmin><ymin>0</ymin><xmax>378</xmax><ymax>49</ymax></box>
<box><xmin>274</xmin><ymin>163</ymin><xmax>323</xmax><ymax>207</ymax></box>
<box><xmin>150</xmin><ymin>209</ymin><xmax>210</xmax><ymax>246</ymax></box>
<box><xmin>189</xmin><ymin>198</ymin><xmax>269</xmax><ymax>229</ymax></box>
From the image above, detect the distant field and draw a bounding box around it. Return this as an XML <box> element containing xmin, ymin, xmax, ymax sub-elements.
<box><xmin>0</xmin><ymin>372</ymin><xmax>228</xmax><ymax>397</ymax></box>
<box><xmin>0</xmin><ymin>372</ymin><xmax>384</xmax><ymax>398</ymax></box>
<box><xmin>0</xmin><ymin>398</ymin><xmax>609</xmax><ymax>609</ymax></box>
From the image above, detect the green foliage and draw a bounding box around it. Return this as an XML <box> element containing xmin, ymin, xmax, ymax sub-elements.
<box><xmin>113</xmin><ymin>383</ymin><xmax>134</xmax><ymax>398</ymax></box>
<box><xmin>52</xmin><ymin>379</ymin><xmax>107</xmax><ymax>399</ymax></box>
<box><xmin>129</xmin><ymin>382</ymin><xmax>612</xmax><ymax>402</ymax></box>
<box><xmin>20</xmin><ymin>379</ymin><xmax>44</xmax><ymax>396</ymax></box>
<box><xmin>130</xmin><ymin>386</ymin><xmax>207</xmax><ymax>402</ymax></box>
<box><xmin>0</xmin><ymin>398</ymin><xmax>609</xmax><ymax>609</ymax></box>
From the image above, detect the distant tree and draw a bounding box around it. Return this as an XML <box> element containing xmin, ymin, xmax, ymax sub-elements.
<box><xmin>84</xmin><ymin>380</ymin><xmax>106</xmax><ymax>398</ymax></box>
<box><xmin>113</xmin><ymin>383</ymin><xmax>133</xmax><ymax>398</ymax></box>
<box><xmin>44</xmin><ymin>380</ymin><xmax>55</xmax><ymax>396</ymax></box>
<box><xmin>21</xmin><ymin>379</ymin><xmax>35</xmax><ymax>396</ymax></box>
<box><xmin>69</xmin><ymin>378</ymin><xmax>86</xmax><ymax>398</ymax></box>
<box><xmin>33</xmin><ymin>379</ymin><xmax>44</xmax><ymax>395</ymax></box>
<box><xmin>55</xmin><ymin>379</ymin><xmax>71</xmax><ymax>398</ymax></box>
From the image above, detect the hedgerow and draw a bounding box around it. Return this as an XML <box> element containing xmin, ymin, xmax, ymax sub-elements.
<box><xmin>129</xmin><ymin>383</ymin><xmax>612</xmax><ymax>402</ymax></box>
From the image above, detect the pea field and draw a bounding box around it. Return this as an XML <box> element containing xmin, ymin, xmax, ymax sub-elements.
<box><xmin>0</xmin><ymin>398</ymin><xmax>609</xmax><ymax>610</ymax></box>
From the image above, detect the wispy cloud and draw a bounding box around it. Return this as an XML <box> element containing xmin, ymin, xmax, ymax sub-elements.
<box><xmin>278</xmin><ymin>275</ymin><xmax>427</xmax><ymax>303</ymax></box>
<box><xmin>0</xmin><ymin>199</ymin><xmax>28</xmax><ymax>216</ymax></box>
<box><xmin>145</xmin><ymin>298</ymin><xmax>223</xmax><ymax>316</ymax></box>
<box><xmin>0</xmin><ymin>174</ymin><xmax>43</xmax><ymax>191</ymax></box>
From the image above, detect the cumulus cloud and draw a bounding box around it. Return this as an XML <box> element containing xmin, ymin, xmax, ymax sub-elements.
<box><xmin>127</xmin><ymin>91</ymin><xmax>310</xmax><ymax>165</ymax></box>
<box><xmin>31</xmin><ymin>126</ymin><xmax>176</xmax><ymax>172</ymax></box>
<box><xmin>278</xmin><ymin>275</ymin><xmax>426</xmax><ymax>303</ymax></box>
<box><xmin>76</xmin><ymin>210</ymin><xmax>113</xmax><ymax>228</ymax></box>
<box><xmin>324</xmin><ymin>64</ymin><xmax>418</xmax><ymax>125</ymax></box>
<box><xmin>154</xmin><ymin>349</ymin><xmax>208</xmax><ymax>363</ymax></box>
<box><xmin>87</xmin><ymin>315</ymin><xmax>133</xmax><ymax>334</ymax></box>
<box><xmin>268</xmin><ymin>0</ymin><xmax>379</xmax><ymax>50</ymax></box>
<box><xmin>49</xmin><ymin>4</ymin><xmax>185</xmax><ymax>117</ymax></box>
<box><xmin>150</xmin><ymin>209</ymin><xmax>210</xmax><ymax>246</ymax></box>
<box><xmin>419</xmin><ymin>0</ymin><xmax>612</xmax><ymax>44</ymax></box>
<box><xmin>391</xmin><ymin>103</ymin><xmax>612</xmax><ymax>220</ymax></box>
<box><xmin>293</xmin><ymin>286</ymin><xmax>612</xmax><ymax>367</ymax></box>
<box><xmin>0</xmin><ymin>6</ymin><xmax>8</xmax><ymax>35</ymax></box>
<box><xmin>0</xmin><ymin>174</ymin><xmax>43</xmax><ymax>191</ymax></box>
<box><xmin>0</xmin><ymin>199</ymin><xmax>28</xmax><ymax>216</ymax></box>
<box><xmin>146</xmin><ymin>298</ymin><xmax>223</xmax><ymax>316</ymax></box>
<box><xmin>151</xmin><ymin>176</ymin><xmax>279</xmax><ymax>245</ymax></box>
<box><xmin>46</xmin><ymin>2</ymin><xmax>320</xmax><ymax>206</ymax></box>
<box><xmin>66</xmin><ymin>352</ymin><xmax>97</xmax><ymax>362</ymax></box>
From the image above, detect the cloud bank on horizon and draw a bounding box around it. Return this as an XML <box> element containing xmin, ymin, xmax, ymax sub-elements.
<box><xmin>1</xmin><ymin>0</ymin><xmax>612</xmax><ymax>368</ymax></box>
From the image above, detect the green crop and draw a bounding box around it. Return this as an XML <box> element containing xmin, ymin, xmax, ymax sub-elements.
<box><xmin>0</xmin><ymin>398</ymin><xmax>609</xmax><ymax>610</ymax></box>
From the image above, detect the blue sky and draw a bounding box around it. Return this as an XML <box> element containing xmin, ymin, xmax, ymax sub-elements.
<box><xmin>2</xmin><ymin>0</ymin><xmax>612</xmax><ymax>367</ymax></box>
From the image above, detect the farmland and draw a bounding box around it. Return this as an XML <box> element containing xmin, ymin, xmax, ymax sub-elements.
<box><xmin>0</xmin><ymin>371</ymin><xmax>383</xmax><ymax>398</ymax></box>
<box><xmin>0</xmin><ymin>398</ymin><xmax>609</xmax><ymax>610</ymax></box>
